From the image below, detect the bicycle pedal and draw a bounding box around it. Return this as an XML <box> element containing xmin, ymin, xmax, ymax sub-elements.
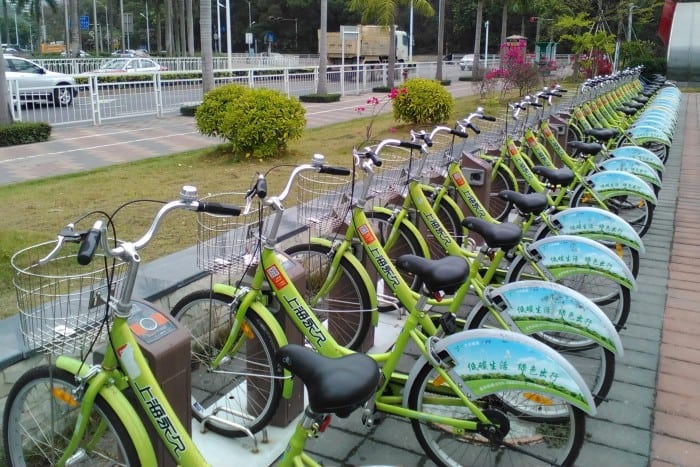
<box><xmin>440</xmin><ymin>313</ymin><xmax>458</xmax><ymax>335</ymax></box>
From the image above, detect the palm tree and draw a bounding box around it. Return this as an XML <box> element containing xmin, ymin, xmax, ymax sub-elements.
<box><xmin>348</xmin><ymin>0</ymin><xmax>433</xmax><ymax>88</ymax></box>
<box><xmin>200</xmin><ymin>0</ymin><xmax>214</xmax><ymax>92</ymax></box>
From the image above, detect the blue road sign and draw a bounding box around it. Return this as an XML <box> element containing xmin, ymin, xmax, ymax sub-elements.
<box><xmin>80</xmin><ymin>15</ymin><xmax>90</xmax><ymax>30</ymax></box>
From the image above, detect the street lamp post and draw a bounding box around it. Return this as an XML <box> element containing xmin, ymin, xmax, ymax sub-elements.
<box><xmin>484</xmin><ymin>20</ymin><xmax>489</xmax><ymax>69</ymax></box>
<box><xmin>247</xmin><ymin>1</ymin><xmax>253</xmax><ymax>55</ymax></box>
<box><xmin>627</xmin><ymin>4</ymin><xmax>637</xmax><ymax>42</ymax></box>
<box><xmin>225</xmin><ymin>0</ymin><xmax>232</xmax><ymax>70</ymax></box>
<box><xmin>139</xmin><ymin>3</ymin><xmax>150</xmax><ymax>54</ymax></box>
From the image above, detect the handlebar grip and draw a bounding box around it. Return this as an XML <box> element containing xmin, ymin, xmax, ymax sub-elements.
<box><xmin>551</xmin><ymin>92</ymin><xmax>563</xmax><ymax>97</ymax></box>
<box><xmin>198</xmin><ymin>201</ymin><xmax>242</xmax><ymax>216</ymax></box>
<box><xmin>481</xmin><ymin>115</ymin><xmax>497</xmax><ymax>122</ymax></box>
<box><xmin>558</xmin><ymin>88</ymin><xmax>568</xmax><ymax>93</ymax></box>
<box><xmin>423</xmin><ymin>136</ymin><xmax>433</xmax><ymax>147</ymax></box>
<box><xmin>367</xmin><ymin>151</ymin><xmax>382</xmax><ymax>167</ymax></box>
<box><xmin>451</xmin><ymin>129</ymin><xmax>469</xmax><ymax>138</ymax></box>
<box><xmin>319</xmin><ymin>166</ymin><xmax>351</xmax><ymax>176</ymax></box>
<box><xmin>399</xmin><ymin>141</ymin><xmax>423</xmax><ymax>150</ymax></box>
<box><xmin>256</xmin><ymin>176</ymin><xmax>267</xmax><ymax>199</ymax></box>
<box><xmin>77</xmin><ymin>227</ymin><xmax>102</xmax><ymax>265</ymax></box>
<box><xmin>530</xmin><ymin>102</ymin><xmax>544</xmax><ymax>107</ymax></box>
<box><xmin>467</xmin><ymin>123</ymin><xmax>481</xmax><ymax>135</ymax></box>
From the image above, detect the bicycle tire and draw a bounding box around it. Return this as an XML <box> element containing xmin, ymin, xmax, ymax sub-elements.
<box><xmin>534</xmin><ymin>224</ymin><xmax>641</xmax><ymax>278</ymax></box>
<box><xmin>569</xmin><ymin>184</ymin><xmax>655</xmax><ymax>238</ymax></box>
<box><xmin>467</xmin><ymin>305</ymin><xmax>615</xmax><ymax>406</ymax></box>
<box><xmin>407</xmin><ymin>351</ymin><xmax>586</xmax><ymax>466</ymax></box>
<box><xmin>3</xmin><ymin>365</ymin><xmax>140</xmax><ymax>466</ymax></box>
<box><xmin>505</xmin><ymin>256</ymin><xmax>631</xmax><ymax>331</ymax></box>
<box><xmin>284</xmin><ymin>242</ymin><xmax>373</xmax><ymax>348</ymax></box>
<box><xmin>363</xmin><ymin>210</ymin><xmax>425</xmax><ymax>311</ymax></box>
<box><xmin>488</xmin><ymin>165</ymin><xmax>516</xmax><ymax>221</ymax></box>
<box><xmin>171</xmin><ymin>291</ymin><xmax>283</xmax><ymax>438</ymax></box>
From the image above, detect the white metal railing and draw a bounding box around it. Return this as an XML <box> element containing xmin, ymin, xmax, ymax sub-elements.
<box><xmin>7</xmin><ymin>58</ymin><xmax>574</xmax><ymax>127</ymax></box>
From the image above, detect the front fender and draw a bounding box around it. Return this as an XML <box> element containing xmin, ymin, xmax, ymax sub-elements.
<box><xmin>56</xmin><ymin>356</ymin><xmax>158</xmax><ymax>467</ymax></box>
<box><xmin>511</xmin><ymin>235</ymin><xmax>636</xmax><ymax>291</ymax></box>
<box><xmin>297</xmin><ymin>237</ymin><xmax>379</xmax><ymax>327</ymax></box>
<box><xmin>403</xmin><ymin>329</ymin><xmax>596</xmax><ymax>415</ymax></box>
<box><xmin>372</xmin><ymin>205</ymin><xmax>430</xmax><ymax>258</ymax></box>
<box><xmin>477</xmin><ymin>281</ymin><xmax>623</xmax><ymax>355</ymax></box>
<box><xmin>211</xmin><ymin>284</ymin><xmax>295</xmax><ymax>399</ymax></box>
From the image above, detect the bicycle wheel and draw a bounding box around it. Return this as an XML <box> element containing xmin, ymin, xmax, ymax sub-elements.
<box><xmin>364</xmin><ymin>211</ymin><xmax>425</xmax><ymax>311</ymax></box>
<box><xmin>534</xmin><ymin>224</ymin><xmax>641</xmax><ymax>278</ymax></box>
<box><xmin>284</xmin><ymin>242</ymin><xmax>373</xmax><ymax>348</ymax></box>
<box><xmin>505</xmin><ymin>257</ymin><xmax>631</xmax><ymax>331</ymax></box>
<box><xmin>569</xmin><ymin>184</ymin><xmax>655</xmax><ymax>238</ymax></box>
<box><xmin>171</xmin><ymin>292</ymin><xmax>282</xmax><ymax>438</ymax></box>
<box><xmin>467</xmin><ymin>306</ymin><xmax>615</xmax><ymax>406</ymax></box>
<box><xmin>3</xmin><ymin>365</ymin><xmax>140</xmax><ymax>466</ymax></box>
<box><xmin>407</xmin><ymin>352</ymin><xmax>586</xmax><ymax>466</ymax></box>
<box><xmin>489</xmin><ymin>165</ymin><xmax>516</xmax><ymax>221</ymax></box>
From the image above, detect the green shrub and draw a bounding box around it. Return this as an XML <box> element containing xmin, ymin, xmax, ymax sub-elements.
<box><xmin>299</xmin><ymin>93</ymin><xmax>341</xmax><ymax>103</ymax></box>
<box><xmin>195</xmin><ymin>84</ymin><xmax>306</xmax><ymax>158</ymax></box>
<box><xmin>372</xmin><ymin>86</ymin><xmax>392</xmax><ymax>93</ymax></box>
<box><xmin>0</xmin><ymin>122</ymin><xmax>51</xmax><ymax>146</ymax></box>
<box><xmin>392</xmin><ymin>78</ymin><xmax>454</xmax><ymax>125</ymax></box>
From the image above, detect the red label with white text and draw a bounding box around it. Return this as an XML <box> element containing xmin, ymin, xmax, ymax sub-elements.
<box><xmin>265</xmin><ymin>265</ymin><xmax>288</xmax><ymax>290</ymax></box>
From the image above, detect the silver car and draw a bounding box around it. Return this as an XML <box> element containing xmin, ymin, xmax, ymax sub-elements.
<box><xmin>3</xmin><ymin>54</ymin><xmax>77</xmax><ymax>106</ymax></box>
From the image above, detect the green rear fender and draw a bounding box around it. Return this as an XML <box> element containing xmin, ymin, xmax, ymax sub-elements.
<box><xmin>56</xmin><ymin>356</ymin><xmax>159</xmax><ymax>467</ymax></box>
<box><xmin>210</xmin><ymin>283</ymin><xmax>295</xmax><ymax>399</ymax></box>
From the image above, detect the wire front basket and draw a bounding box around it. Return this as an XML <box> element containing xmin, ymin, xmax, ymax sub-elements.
<box><xmin>297</xmin><ymin>171</ymin><xmax>352</xmax><ymax>235</ymax></box>
<box><xmin>197</xmin><ymin>192</ymin><xmax>264</xmax><ymax>274</ymax></box>
<box><xmin>12</xmin><ymin>241</ymin><xmax>126</xmax><ymax>355</ymax></box>
<box><xmin>366</xmin><ymin>144</ymin><xmax>416</xmax><ymax>204</ymax></box>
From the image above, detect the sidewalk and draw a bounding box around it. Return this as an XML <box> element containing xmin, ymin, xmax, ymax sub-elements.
<box><xmin>0</xmin><ymin>87</ymin><xmax>697</xmax><ymax>466</ymax></box>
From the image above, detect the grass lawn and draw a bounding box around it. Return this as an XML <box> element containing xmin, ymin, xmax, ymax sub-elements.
<box><xmin>0</xmin><ymin>93</ymin><xmax>514</xmax><ymax>319</ymax></box>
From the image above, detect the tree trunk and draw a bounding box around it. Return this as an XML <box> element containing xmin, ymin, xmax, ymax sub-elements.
<box><xmin>3</xmin><ymin>1</ymin><xmax>10</xmax><ymax>46</ymax></box>
<box><xmin>316</xmin><ymin>0</ymin><xmax>328</xmax><ymax>95</ymax></box>
<box><xmin>0</xmin><ymin>49</ymin><xmax>14</xmax><ymax>125</ymax></box>
<box><xmin>387</xmin><ymin>23</ymin><xmax>396</xmax><ymax>89</ymax></box>
<box><xmin>435</xmin><ymin>0</ymin><xmax>445</xmax><ymax>81</ymax></box>
<box><xmin>178</xmin><ymin>0</ymin><xmax>186</xmax><ymax>55</ymax></box>
<box><xmin>500</xmin><ymin>2</ymin><xmax>507</xmax><ymax>53</ymax></box>
<box><xmin>186</xmin><ymin>0</ymin><xmax>195</xmax><ymax>56</ymax></box>
<box><xmin>165</xmin><ymin>0</ymin><xmax>174</xmax><ymax>55</ymax></box>
<box><xmin>200</xmin><ymin>0</ymin><xmax>214</xmax><ymax>92</ymax></box>
<box><xmin>70</xmin><ymin>0</ymin><xmax>80</xmax><ymax>55</ymax></box>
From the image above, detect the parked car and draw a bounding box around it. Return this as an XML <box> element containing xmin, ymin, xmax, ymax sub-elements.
<box><xmin>3</xmin><ymin>54</ymin><xmax>77</xmax><ymax>106</ymax></box>
<box><xmin>60</xmin><ymin>49</ymin><xmax>91</xmax><ymax>57</ymax></box>
<box><xmin>92</xmin><ymin>57</ymin><xmax>167</xmax><ymax>73</ymax></box>
<box><xmin>458</xmin><ymin>54</ymin><xmax>486</xmax><ymax>71</ymax></box>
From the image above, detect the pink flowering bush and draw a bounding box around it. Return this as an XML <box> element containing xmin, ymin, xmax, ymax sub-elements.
<box><xmin>484</xmin><ymin>41</ymin><xmax>540</xmax><ymax>97</ymax></box>
<box><xmin>354</xmin><ymin>87</ymin><xmax>407</xmax><ymax>145</ymax></box>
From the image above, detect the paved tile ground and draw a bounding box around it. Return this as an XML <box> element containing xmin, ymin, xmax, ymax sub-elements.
<box><xmin>0</xmin><ymin>87</ymin><xmax>697</xmax><ymax>467</ymax></box>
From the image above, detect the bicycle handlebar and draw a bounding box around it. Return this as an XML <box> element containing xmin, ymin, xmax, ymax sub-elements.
<box><xmin>41</xmin><ymin>187</ymin><xmax>242</xmax><ymax>266</ymax></box>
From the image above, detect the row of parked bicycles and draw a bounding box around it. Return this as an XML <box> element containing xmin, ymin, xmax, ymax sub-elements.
<box><xmin>3</xmin><ymin>66</ymin><xmax>680</xmax><ymax>466</ymax></box>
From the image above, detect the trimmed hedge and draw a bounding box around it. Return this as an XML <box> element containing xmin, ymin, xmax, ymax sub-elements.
<box><xmin>392</xmin><ymin>78</ymin><xmax>454</xmax><ymax>125</ymax></box>
<box><xmin>299</xmin><ymin>93</ymin><xmax>341</xmax><ymax>103</ymax></box>
<box><xmin>0</xmin><ymin>122</ymin><xmax>51</xmax><ymax>146</ymax></box>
